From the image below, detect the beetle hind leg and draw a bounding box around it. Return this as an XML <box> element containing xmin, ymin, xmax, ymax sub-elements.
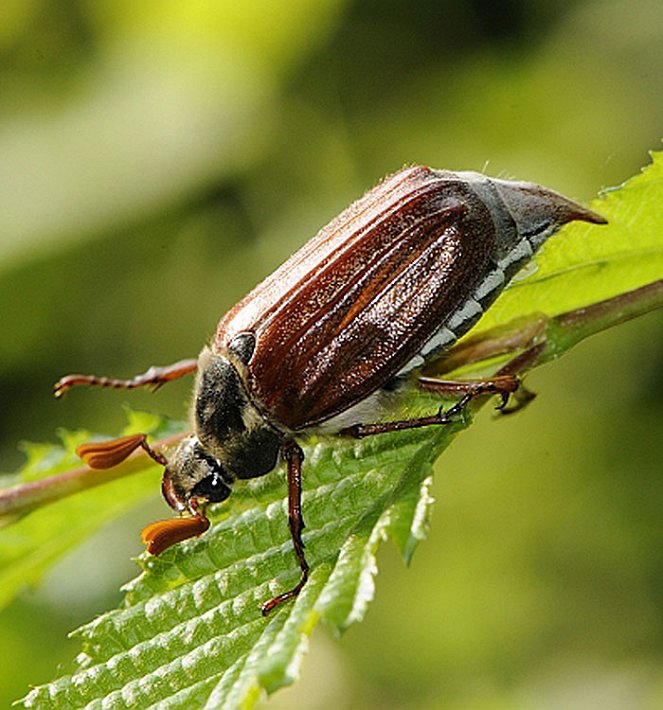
<box><xmin>418</xmin><ymin>374</ymin><xmax>520</xmax><ymax>417</ymax></box>
<box><xmin>341</xmin><ymin>339</ymin><xmax>550</xmax><ymax>440</ymax></box>
<box><xmin>340</xmin><ymin>374</ymin><xmax>521</xmax><ymax>439</ymax></box>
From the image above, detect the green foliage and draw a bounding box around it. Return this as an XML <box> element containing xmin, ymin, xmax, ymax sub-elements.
<box><xmin>24</xmin><ymin>423</ymin><xmax>451</xmax><ymax>708</ymax></box>
<box><xmin>5</xmin><ymin>151</ymin><xmax>662</xmax><ymax>708</ymax></box>
<box><xmin>477</xmin><ymin>150</ymin><xmax>663</xmax><ymax>332</ymax></box>
<box><xmin>0</xmin><ymin>412</ymin><xmax>182</xmax><ymax>611</ymax></box>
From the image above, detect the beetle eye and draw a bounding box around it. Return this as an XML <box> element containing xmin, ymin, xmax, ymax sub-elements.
<box><xmin>190</xmin><ymin>473</ymin><xmax>232</xmax><ymax>503</ymax></box>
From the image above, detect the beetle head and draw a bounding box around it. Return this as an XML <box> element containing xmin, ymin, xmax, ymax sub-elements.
<box><xmin>161</xmin><ymin>435</ymin><xmax>234</xmax><ymax>515</ymax></box>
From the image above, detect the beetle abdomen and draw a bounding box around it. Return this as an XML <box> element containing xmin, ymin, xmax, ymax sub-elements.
<box><xmin>215</xmin><ymin>166</ymin><xmax>605</xmax><ymax>431</ymax></box>
<box><xmin>412</xmin><ymin>235</ymin><xmax>531</xmax><ymax>366</ymax></box>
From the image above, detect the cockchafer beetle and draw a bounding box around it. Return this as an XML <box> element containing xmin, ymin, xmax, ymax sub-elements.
<box><xmin>55</xmin><ymin>165</ymin><xmax>606</xmax><ymax>614</ymax></box>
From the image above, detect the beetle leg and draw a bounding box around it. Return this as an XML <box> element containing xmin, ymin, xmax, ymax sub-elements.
<box><xmin>418</xmin><ymin>374</ymin><xmax>520</xmax><ymax>416</ymax></box>
<box><xmin>261</xmin><ymin>439</ymin><xmax>309</xmax><ymax>616</ymax></box>
<box><xmin>341</xmin><ymin>410</ymin><xmax>454</xmax><ymax>439</ymax></box>
<box><xmin>489</xmin><ymin>342</ymin><xmax>545</xmax><ymax>414</ymax></box>
<box><xmin>340</xmin><ymin>374</ymin><xmax>520</xmax><ymax>439</ymax></box>
<box><xmin>54</xmin><ymin>358</ymin><xmax>198</xmax><ymax>398</ymax></box>
<box><xmin>343</xmin><ymin>339</ymin><xmax>551</xmax><ymax>439</ymax></box>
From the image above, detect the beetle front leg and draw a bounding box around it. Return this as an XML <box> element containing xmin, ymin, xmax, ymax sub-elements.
<box><xmin>261</xmin><ymin>439</ymin><xmax>309</xmax><ymax>616</ymax></box>
<box><xmin>54</xmin><ymin>358</ymin><xmax>198</xmax><ymax>398</ymax></box>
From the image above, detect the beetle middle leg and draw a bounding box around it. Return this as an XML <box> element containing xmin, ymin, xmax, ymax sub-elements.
<box><xmin>261</xmin><ymin>439</ymin><xmax>309</xmax><ymax>616</ymax></box>
<box><xmin>54</xmin><ymin>358</ymin><xmax>198</xmax><ymax>398</ymax></box>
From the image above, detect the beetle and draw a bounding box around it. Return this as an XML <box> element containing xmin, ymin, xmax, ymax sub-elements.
<box><xmin>55</xmin><ymin>165</ymin><xmax>606</xmax><ymax>614</ymax></box>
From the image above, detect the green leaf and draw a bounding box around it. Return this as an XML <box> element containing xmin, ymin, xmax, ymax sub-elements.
<box><xmin>0</xmin><ymin>412</ymin><xmax>183</xmax><ymax>611</ymax></box>
<box><xmin>12</xmin><ymin>152</ymin><xmax>663</xmax><ymax>708</ymax></box>
<box><xmin>478</xmin><ymin>149</ymin><xmax>663</xmax><ymax>331</ymax></box>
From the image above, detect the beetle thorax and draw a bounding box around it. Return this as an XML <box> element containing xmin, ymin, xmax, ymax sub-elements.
<box><xmin>192</xmin><ymin>347</ymin><xmax>282</xmax><ymax>480</ymax></box>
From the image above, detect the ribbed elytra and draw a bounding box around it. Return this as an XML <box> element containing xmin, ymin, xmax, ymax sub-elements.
<box><xmin>55</xmin><ymin>165</ymin><xmax>607</xmax><ymax>614</ymax></box>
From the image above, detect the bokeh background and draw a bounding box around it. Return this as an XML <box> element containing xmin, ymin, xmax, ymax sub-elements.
<box><xmin>1</xmin><ymin>1</ymin><xmax>662</xmax><ymax>707</ymax></box>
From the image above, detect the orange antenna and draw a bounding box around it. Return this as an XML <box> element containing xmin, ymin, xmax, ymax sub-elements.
<box><xmin>76</xmin><ymin>433</ymin><xmax>167</xmax><ymax>469</ymax></box>
<box><xmin>141</xmin><ymin>515</ymin><xmax>210</xmax><ymax>555</ymax></box>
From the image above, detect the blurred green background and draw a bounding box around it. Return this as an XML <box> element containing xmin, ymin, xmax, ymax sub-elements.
<box><xmin>1</xmin><ymin>1</ymin><xmax>662</xmax><ymax>707</ymax></box>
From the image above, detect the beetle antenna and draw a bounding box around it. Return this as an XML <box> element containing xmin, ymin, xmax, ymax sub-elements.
<box><xmin>76</xmin><ymin>433</ymin><xmax>167</xmax><ymax>470</ymax></box>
